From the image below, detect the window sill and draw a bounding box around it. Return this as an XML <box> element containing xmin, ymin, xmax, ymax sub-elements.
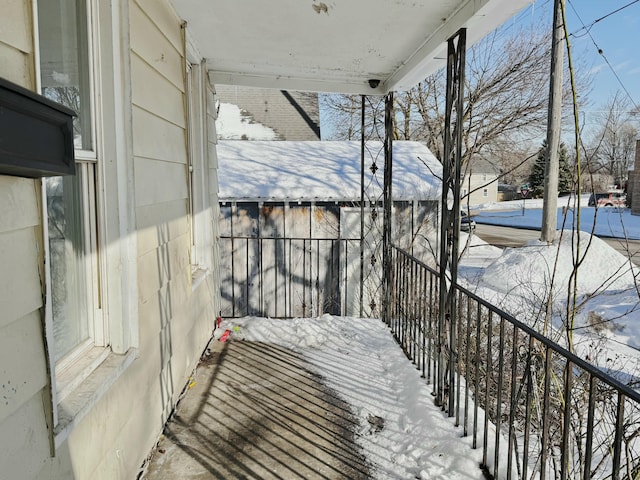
<box><xmin>53</xmin><ymin>348</ymin><xmax>137</xmax><ymax>449</ymax></box>
<box><xmin>192</xmin><ymin>267</ymin><xmax>210</xmax><ymax>291</ymax></box>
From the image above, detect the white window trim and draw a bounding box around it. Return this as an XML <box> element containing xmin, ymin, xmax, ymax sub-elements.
<box><xmin>186</xmin><ymin>34</ymin><xmax>213</xmax><ymax>283</ymax></box>
<box><xmin>35</xmin><ymin>0</ymin><xmax>139</xmax><ymax>451</ymax></box>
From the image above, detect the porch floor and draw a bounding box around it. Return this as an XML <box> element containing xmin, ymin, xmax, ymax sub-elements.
<box><xmin>140</xmin><ymin>337</ymin><xmax>371</xmax><ymax>479</ymax></box>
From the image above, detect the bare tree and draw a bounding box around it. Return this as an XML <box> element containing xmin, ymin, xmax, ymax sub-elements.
<box><xmin>322</xmin><ymin>19</ymin><xmax>591</xmax><ymax>187</ymax></box>
<box><xmin>584</xmin><ymin>92</ymin><xmax>639</xmax><ymax>188</ymax></box>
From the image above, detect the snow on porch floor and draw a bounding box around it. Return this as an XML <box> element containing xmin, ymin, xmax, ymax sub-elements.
<box><xmin>141</xmin><ymin>316</ymin><xmax>487</xmax><ymax>480</ymax></box>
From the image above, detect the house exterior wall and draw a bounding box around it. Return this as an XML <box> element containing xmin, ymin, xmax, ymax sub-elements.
<box><xmin>462</xmin><ymin>171</ymin><xmax>499</xmax><ymax>206</ymax></box>
<box><xmin>0</xmin><ymin>2</ymin><xmax>53</xmax><ymax>479</ymax></box>
<box><xmin>215</xmin><ymin>85</ymin><xmax>321</xmax><ymax>140</ymax></box>
<box><xmin>0</xmin><ymin>1</ymin><xmax>220</xmax><ymax>478</ymax></box>
<box><xmin>630</xmin><ymin>140</ymin><xmax>640</xmax><ymax>215</ymax></box>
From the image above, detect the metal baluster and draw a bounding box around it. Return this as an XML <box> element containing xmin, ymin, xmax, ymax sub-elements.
<box><xmin>522</xmin><ymin>336</ymin><xmax>534</xmax><ymax>480</ymax></box>
<box><xmin>507</xmin><ymin>325</ymin><xmax>519</xmax><ymax>480</ymax></box>
<box><xmin>583</xmin><ymin>374</ymin><xmax>596</xmax><ymax>480</ymax></box>
<box><xmin>473</xmin><ymin>301</ymin><xmax>481</xmax><ymax>449</ymax></box>
<box><xmin>483</xmin><ymin>310</ymin><xmax>493</xmax><ymax>467</ymax></box>
<box><xmin>456</xmin><ymin>288</ymin><xmax>463</xmax><ymax>427</ymax></box>
<box><xmin>560</xmin><ymin>360</ymin><xmax>573</xmax><ymax>479</ymax></box>
<box><xmin>540</xmin><ymin>345</ymin><xmax>553</xmax><ymax>480</ymax></box>
<box><xmin>612</xmin><ymin>393</ymin><xmax>625</xmax><ymax>480</ymax></box>
<box><xmin>464</xmin><ymin>295</ymin><xmax>472</xmax><ymax>437</ymax></box>
<box><xmin>494</xmin><ymin>316</ymin><xmax>506</xmax><ymax>480</ymax></box>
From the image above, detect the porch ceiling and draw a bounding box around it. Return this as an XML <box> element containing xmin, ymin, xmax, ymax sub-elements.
<box><xmin>170</xmin><ymin>0</ymin><xmax>533</xmax><ymax>95</ymax></box>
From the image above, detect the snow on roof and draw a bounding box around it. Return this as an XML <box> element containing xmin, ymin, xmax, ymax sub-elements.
<box><xmin>216</xmin><ymin>103</ymin><xmax>279</xmax><ymax>141</ymax></box>
<box><xmin>217</xmin><ymin>140</ymin><xmax>442</xmax><ymax>201</ymax></box>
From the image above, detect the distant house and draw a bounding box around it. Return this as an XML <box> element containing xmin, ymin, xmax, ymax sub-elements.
<box><xmin>498</xmin><ymin>183</ymin><xmax>520</xmax><ymax>202</ymax></box>
<box><xmin>629</xmin><ymin>140</ymin><xmax>640</xmax><ymax>215</ymax></box>
<box><xmin>461</xmin><ymin>158</ymin><xmax>500</xmax><ymax>205</ymax></box>
<box><xmin>217</xmin><ymin>140</ymin><xmax>442</xmax><ymax>318</ymax></box>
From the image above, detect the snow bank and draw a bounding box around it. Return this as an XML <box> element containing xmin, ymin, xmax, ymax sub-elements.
<box><xmin>482</xmin><ymin>233</ymin><xmax>636</xmax><ymax>299</ymax></box>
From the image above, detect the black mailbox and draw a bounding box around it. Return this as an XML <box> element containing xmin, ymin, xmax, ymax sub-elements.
<box><xmin>0</xmin><ymin>77</ymin><xmax>76</xmax><ymax>178</ymax></box>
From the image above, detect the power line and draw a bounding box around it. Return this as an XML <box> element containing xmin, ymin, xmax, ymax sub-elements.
<box><xmin>567</xmin><ymin>0</ymin><xmax>640</xmax><ymax>111</ymax></box>
<box><xmin>569</xmin><ymin>0</ymin><xmax>640</xmax><ymax>38</ymax></box>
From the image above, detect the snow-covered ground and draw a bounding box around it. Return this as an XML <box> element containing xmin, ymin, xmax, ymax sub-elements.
<box><xmin>470</xmin><ymin>196</ymin><xmax>640</xmax><ymax>240</ymax></box>
<box><xmin>462</xmin><ymin>199</ymin><xmax>640</xmax><ymax>358</ymax></box>
<box><xmin>218</xmin><ymin>315</ymin><xmax>490</xmax><ymax>480</ymax></box>
<box><xmin>217</xmin><ymin>200</ymin><xmax>640</xmax><ymax>479</ymax></box>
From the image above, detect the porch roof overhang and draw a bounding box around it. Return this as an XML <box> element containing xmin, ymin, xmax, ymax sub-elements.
<box><xmin>170</xmin><ymin>0</ymin><xmax>533</xmax><ymax>95</ymax></box>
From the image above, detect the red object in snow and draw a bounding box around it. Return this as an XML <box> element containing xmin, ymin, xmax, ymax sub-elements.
<box><xmin>219</xmin><ymin>329</ymin><xmax>232</xmax><ymax>343</ymax></box>
<box><xmin>216</xmin><ymin>316</ymin><xmax>222</xmax><ymax>329</ymax></box>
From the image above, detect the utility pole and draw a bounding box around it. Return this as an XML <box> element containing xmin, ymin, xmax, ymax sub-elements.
<box><xmin>541</xmin><ymin>0</ymin><xmax>564</xmax><ymax>242</ymax></box>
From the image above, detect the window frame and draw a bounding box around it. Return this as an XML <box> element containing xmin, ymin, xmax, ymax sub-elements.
<box><xmin>185</xmin><ymin>39</ymin><xmax>213</xmax><ymax>281</ymax></box>
<box><xmin>37</xmin><ymin>0</ymin><xmax>105</xmax><ymax>382</ymax></box>
<box><xmin>35</xmin><ymin>0</ymin><xmax>138</xmax><ymax>446</ymax></box>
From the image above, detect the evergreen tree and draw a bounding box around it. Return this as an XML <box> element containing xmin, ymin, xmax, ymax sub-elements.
<box><xmin>529</xmin><ymin>140</ymin><xmax>573</xmax><ymax>196</ymax></box>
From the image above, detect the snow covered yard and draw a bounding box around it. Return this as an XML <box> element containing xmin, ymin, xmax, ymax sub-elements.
<box><xmin>471</xmin><ymin>196</ymin><xmax>640</xmax><ymax>240</ymax></box>
<box><xmin>459</xmin><ymin>214</ymin><xmax>640</xmax><ymax>369</ymax></box>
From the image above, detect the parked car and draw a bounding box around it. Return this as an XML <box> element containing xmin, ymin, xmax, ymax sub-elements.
<box><xmin>588</xmin><ymin>191</ymin><xmax>626</xmax><ymax>208</ymax></box>
<box><xmin>460</xmin><ymin>210</ymin><xmax>476</xmax><ymax>232</ymax></box>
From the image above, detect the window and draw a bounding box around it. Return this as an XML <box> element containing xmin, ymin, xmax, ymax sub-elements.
<box><xmin>36</xmin><ymin>0</ymin><xmax>137</xmax><ymax>446</ymax></box>
<box><xmin>38</xmin><ymin>0</ymin><xmax>103</xmax><ymax>364</ymax></box>
<box><xmin>185</xmin><ymin>51</ymin><xmax>213</xmax><ymax>278</ymax></box>
<box><xmin>483</xmin><ymin>188</ymin><xmax>489</xmax><ymax>197</ymax></box>
<box><xmin>38</xmin><ymin>0</ymin><xmax>93</xmax><ymax>152</ymax></box>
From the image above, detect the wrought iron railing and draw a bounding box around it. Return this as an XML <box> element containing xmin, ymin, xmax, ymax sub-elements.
<box><xmin>390</xmin><ymin>245</ymin><xmax>640</xmax><ymax>480</ymax></box>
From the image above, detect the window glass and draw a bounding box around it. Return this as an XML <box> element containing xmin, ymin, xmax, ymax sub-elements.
<box><xmin>38</xmin><ymin>0</ymin><xmax>92</xmax><ymax>151</ymax></box>
<box><xmin>46</xmin><ymin>170</ymin><xmax>89</xmax><ymax>360</ymax></box>
<box><xmin>38</xmin><ymin>0</ymin><xmax>95</xmax><ymax>362</ymax></box>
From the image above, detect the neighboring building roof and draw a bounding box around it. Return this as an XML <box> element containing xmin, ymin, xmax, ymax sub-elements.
<box><xmin>465</xmin><ymin>158</ymin><xmax>501</xmax><ymax>175</ymax></box>
<box><xmin>216</xmin><ymin>103</ymin><xmax>280</xmax><ymax>141</ymax></box>
<box><xmin>216</xmin><ymin>86</ymin><xmax>320</xmax><ymax>141</ymax></box>
<box><xmin>217</xmin><ymin>141</ymin><xmax>442</xmax><ymax>201</ymax></box>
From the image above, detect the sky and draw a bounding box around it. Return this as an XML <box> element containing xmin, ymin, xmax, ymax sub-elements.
<box><xmin>527</xmin><ymin>0</ymin><xmax>640</xmax><ymax>118</ymax></box>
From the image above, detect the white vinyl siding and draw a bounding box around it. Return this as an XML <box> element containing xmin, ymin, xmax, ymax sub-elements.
<box><xmin>0</xmin><ymin>2</ymin><xmax>52</xmax><ymax>478</ymax></box>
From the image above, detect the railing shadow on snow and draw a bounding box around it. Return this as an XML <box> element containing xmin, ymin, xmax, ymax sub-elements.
<box><xmin>391</xmin><ymin>245</ymin><xmax>640</xmax><ymax>480</ymax></box>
